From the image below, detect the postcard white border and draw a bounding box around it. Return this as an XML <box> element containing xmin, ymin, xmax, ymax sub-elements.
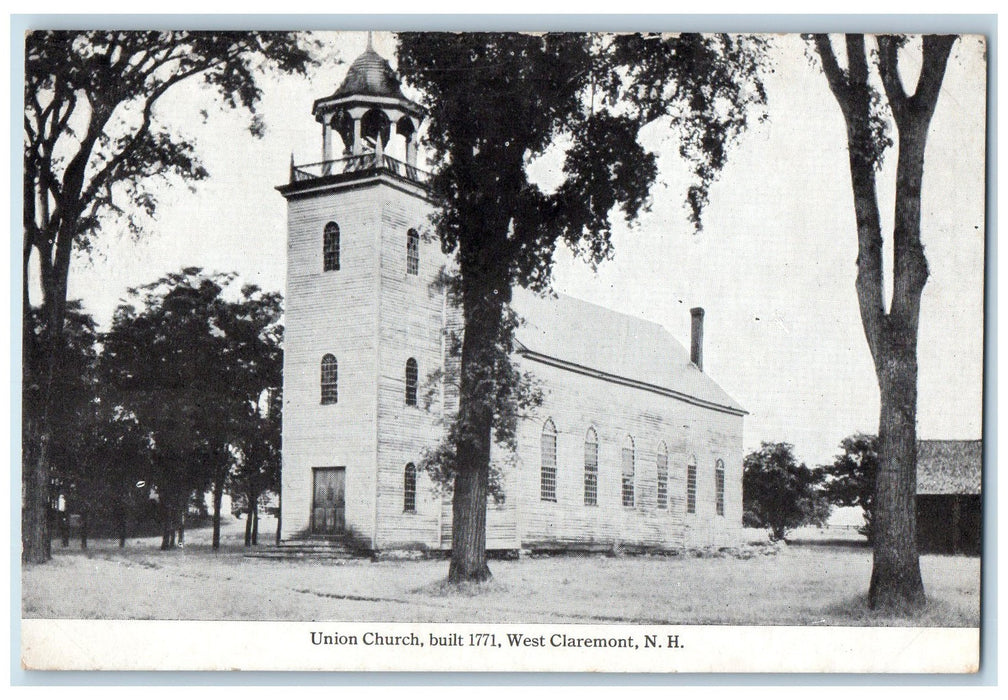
<box><xmin>21</xmin><ymin>621</ymin><xmax>980</xmax><ymax>673</ymax></box>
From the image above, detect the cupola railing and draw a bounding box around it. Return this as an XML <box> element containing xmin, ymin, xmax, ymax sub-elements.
<box><xmin>290</xmin><ymin>153</ymin><xmax>430</xmax><ymax>186</ymax></box>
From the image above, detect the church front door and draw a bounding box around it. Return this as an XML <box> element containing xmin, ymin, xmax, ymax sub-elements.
<box><xmin>311</xmin><ymin>467</ymin><xmax>345</xmax><ymax>535</ymax></box>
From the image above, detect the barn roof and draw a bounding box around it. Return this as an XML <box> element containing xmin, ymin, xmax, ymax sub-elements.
<box><xmin>510</xmin><ymin>288</ymin><xmax>745</xmax><ymax>415</ymax></box>
<box><xmin>917</xmin><ymin>439</ymin><xmax>982</xmax><ymax>495</ymax></box>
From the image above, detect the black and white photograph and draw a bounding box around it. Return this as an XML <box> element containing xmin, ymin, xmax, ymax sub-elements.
<box><xmin>17</xmin><ymin>24</ymin><xmax>987</xmax><ymax>673</ymax></box>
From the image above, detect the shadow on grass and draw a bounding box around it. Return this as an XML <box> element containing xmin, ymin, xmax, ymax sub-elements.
<box><xmin>822</xmin><ymin>593</ymin><xmax>975</xmax><ymax>627</ymax></box>
<box><xmin>785</xmin><ymin>537</ymin><xmax>871</xmax><ymax>549</ymax></box>
<box><xmin>411</xmin><ymin>577</ymin><xmax>509</xmax><ymax>598</ymax></box>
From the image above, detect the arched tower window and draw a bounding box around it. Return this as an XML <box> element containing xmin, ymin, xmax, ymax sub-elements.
<box><xmin>584</xmin><ymin>427</ymin><xmax>598</xmax><ymax>506</ymax></box>
<box><xmin>406</xmin><ymin>228</ymin><xmax>420</xmax><ymax>276</ymax></box>
<box><xmin>540</xmin><ymin>419</ymin><xmax>557</xmax><ymax>502</ymax></box>
<box><xmin>404</xmin><ymin>463</ymin><xmax>417</xmax><ymax>513</ymax></box>
<box><xmin>686</xmin><ymin>455</ymin><xmax>698</xmax><ymax>514</ymax></box>
<box><xmin>715</xmin><ymin>458</ymin><xmax>726</xmax><ymax>516</ymax></box>
<box><xmin>320</xmin><ymin>354</ymin><xmax>338</xmax><ymax>405</ymax></box>
<box><xmin>323</xmin><ymin>222</ymin><xmax>340</xmax><ymax>271</ymax></box>
<box><xmin>622</xmin><ymin>435</ymin><xmax>636</xmax><ymax>507</ymax></box>
<box><xmin>405</xmin><ymin>358</ymin><xmax>418</xmax><ymax>406</ymax></box>
<box><xmin>656</xmin><ymin>442</ymin><xmax>668</xmax><ymax>510</ymax></box>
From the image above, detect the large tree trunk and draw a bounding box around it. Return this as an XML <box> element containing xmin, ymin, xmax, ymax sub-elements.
<box><xmin>22</xmin><ymin>418</ymin><xmax>52</xmax><ymax>563</ymax></box>
<box><xmin>870</xmin><ymin>353</ymin><xmax>925</xmax><ymax>608</ymax></box>
<box><xmin>450</xmin><ymin>466</ymin><xmax>491</xmax><ymax>582</ymax></box>
<box><xmin>815</xmin><ymin>33</ymin><xmax>955</xmax><ymax>611</ymax></box>
<box><xmin>22</xmin><ymin>230</ymin><xmax>73</xmax><ymax>564</ymax></box>
<box><xmin>447</xmin><ymin>272</ymin><xmax>503</xmax><ymax>584</ymax></box>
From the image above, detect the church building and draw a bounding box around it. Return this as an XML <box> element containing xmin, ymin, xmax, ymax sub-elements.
<box><xmin>276</xmin><ymin>42</ymin><xmax>746</xmax><ymax>554</ymax></box>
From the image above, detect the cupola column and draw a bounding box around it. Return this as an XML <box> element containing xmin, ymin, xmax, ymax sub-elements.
<box><xmin>322</xmin><ymin>119</ymin><xmax>334</xmax><ymax>174</ymax></box>
<box><xmin>403</xmin><ymin>134</ymin><xmax>415</xmax><ymax>168</ymax></box>
<box><xmin>352</xmin><ymin>116</ymin><xmax>363</xmax><ymax>155</ymax></box>
<box><xmin>375</xmin><ymin>121</ymin><xmax>384</xmax><ymax>162</ymax></box>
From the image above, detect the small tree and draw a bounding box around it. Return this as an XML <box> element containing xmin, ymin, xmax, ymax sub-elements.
<box><xmin>743</xmin><ymin>442</ymin><xmax>831</xmax><ymax>541</ymax></box>
<box><xmin>102</xmin><ymin>268</ymin><xmax>235</xmax><ymax>549</ymax></box>
<box><xmin>822</xmin><ymin>433</ymin><xmax>879</xmax><ymax>542</ymax></box>
<box><xmin>212</xmin><ymin>285</ymin><xmax>283</xmax><ymax>549</ymax></box>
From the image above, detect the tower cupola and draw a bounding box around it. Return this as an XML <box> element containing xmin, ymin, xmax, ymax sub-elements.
<box><xmin>311</xmin><ymin>34</ymin><xmax>424</xmax><ymax>168</ymax></box>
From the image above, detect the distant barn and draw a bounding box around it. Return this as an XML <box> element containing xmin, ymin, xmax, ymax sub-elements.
<box><xmin>917</xmin><ymin>440</ymin><xmax>982</xmax><ymax>555</ymax></box>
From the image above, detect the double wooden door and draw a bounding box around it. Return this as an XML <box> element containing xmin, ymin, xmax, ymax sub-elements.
<box><xmin>312</xmin><ymin>467</ymin><xmax>345</xmax><ymax>535</ymax></box>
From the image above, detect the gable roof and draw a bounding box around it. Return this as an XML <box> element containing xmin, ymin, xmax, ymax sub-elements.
<box><xmin>917</xmin><ymin>440</ymin><xmax>982</xmax><ymax>495</ymax></box>
<box><xmin>509</xmin><ymin>288</ymin><xmax>745</xmax><ymax>415</ymax></box>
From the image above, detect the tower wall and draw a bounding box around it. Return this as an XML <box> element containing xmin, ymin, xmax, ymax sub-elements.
<box><xmin>280</xmin><ymin>184</ymin><xmax>384</xmax><ymax>544</ymax></box>
<box><xmin>372</xmin><ymin>186</ymin><xmax>445</xmax><ymax>549</ymax></box>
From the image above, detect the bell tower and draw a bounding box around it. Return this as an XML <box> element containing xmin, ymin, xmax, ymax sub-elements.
<box><xmin>276</xmin><ymin>39</ymin><xmax>438</xmax><ymax>549</ymax></box>
<box><xmin>309</xmin><ymin>32</ymin><xmax>424</xmax><ymax>175</ymax></box>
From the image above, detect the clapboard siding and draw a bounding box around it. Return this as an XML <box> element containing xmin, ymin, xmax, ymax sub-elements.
<box><xmin>512</xmin><ymin>353</ymin><xmax>743</xmax><ymax>550</ymax></box>
<box><xmin>372</xmin><ymin>187</ymin><xmax>444</xmax><ymax>548</ymax></box>
<box><xmin>281</xmin><ymin>174</ymin><xmax>743</xmax><ymax>552</ymax></box>
<box><xmin>281</xmin><ymin>185</ymin><xmax>384</xmax><ymax>543</ymax></box>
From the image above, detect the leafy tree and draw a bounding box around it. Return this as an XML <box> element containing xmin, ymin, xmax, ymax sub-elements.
<box><xmin>216</xmin><ymin>288</ymin><xmax>284</xmax><ymax>548</ymax></box>
<box><xmin>85</xmin><ymin>406</ymin><xmax>153</xmax><ymax>548</ymax></box>
<box><xmin>418</xmin><ymin>303</ymin><xmax>543</xmax><ymax>508</ymax></box>
<box><xmin>102</xmin><ymin>268</ymin><xmax>236</xmax><ymax>549</ymax></box>
<box><xmin>29</xmin><ymin>301</ymin><xmax>99</xmax><ymax>548</ymax></box>
<box><xmin>822</xmin><ymin>433</ymin><xmax>879</xmax><ymax>542</ymax></box>
<box><xmin>743</xmin><ymin>442</ymin><xmax>831</xmax><ymax>542</ymax></box>
<box><xmin>228</xmin><ymin>388</ymin><xmax>282</xmax><ymax>547</ymax></box>
<box><xmin>101</xmin><ymin>270</ymin><xmax>284</xmax><ymax>550</ymax></box>
<box><xmin>23</xmin><ymin>30</ymin><xmax>314</xmax><ymax>563</ymax></box>
<box><xmin>396</xmin><ymin>32</ymin><xmax>768</xmax><ymax>582</ymax></box>
<box><xmin>811</xmin><ymin>34</ymin><xmax>958</xmax><ymax>609</ymax></box>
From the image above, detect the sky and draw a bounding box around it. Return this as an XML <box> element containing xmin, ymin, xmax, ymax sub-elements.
<box><xmin>45</xmin><ymin>31</ymin><xmax>986</xmax><ymax>468</ymax></box>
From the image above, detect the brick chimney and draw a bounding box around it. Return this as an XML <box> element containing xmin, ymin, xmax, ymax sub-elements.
<box><xmin>690</xmin><ymin>307</ymin><xmax>704</xmax><ymax>371</ymax></box>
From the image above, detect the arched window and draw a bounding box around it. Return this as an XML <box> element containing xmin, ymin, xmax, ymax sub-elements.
<box><xmin>404</xmin><ymin>463</ymin><xmax>417</xmax><ymax>513</ymax></box>
<box><xmin>406</xmin><ymin>228</ymin><xmax>420</xmax><ymax>275</ymax></box>
<box><xmin>686</xmin><ymin>455</ymin><xmax>698</xmax><ymax>514</ymax></box>
<box><xmin>715</xmin><ymin>459</ymin><xmax>726</xmax><ymax>516</ymax></box>
<box><xmin>622</xmin><ymin>435</ymin><xmax>635</xmax><ymax>507</ymax></box>
<box><xmin>540</xmin><ymin>419</ymin><xmax>557</xmax><ymax>502</ymax></box>
<box><xmin>323</xmin><ymin>222</ymin><xmax>340</xmax><ymax>271</ymax></box>
<box><xmin>584</xmin><ymin>427</ymin><xmax>598</xmax><ymax>506</ymax></box>
<box><xmin>405</xmin><ymin>358</ymin><xmax>418</xmax><ymax>406</ymax></box>
<box><xmin>656</xmin><ymin>442</ymin><xmax>668</xmax><ymax>510</ymax></box>
<box><xmin>320</xmin><ymin>354</ymin><xmax>338</xmax><ymax>404</ymax></box>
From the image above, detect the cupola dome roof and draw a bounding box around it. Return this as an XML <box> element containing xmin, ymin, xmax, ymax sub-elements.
<box><xmin>312</xmin><ymin>40</ymin><xmax>423</xmax><ymax>123</ymax></box>
<box><xmin>332</xmin><ymin>47</ymin><xmax>407</xmax><ymax>101</ymax></box>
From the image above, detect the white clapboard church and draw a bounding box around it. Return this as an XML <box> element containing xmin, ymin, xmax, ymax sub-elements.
<box><xmin>276</xmin><ymin>42</ymin><xmax>746</xmax><ymax>554</ymax></box>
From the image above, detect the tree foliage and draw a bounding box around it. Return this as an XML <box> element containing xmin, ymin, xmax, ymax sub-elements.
<box><xmin>821</xmin><ymin>433</ymin><xmax>878</xmax><ymax>541</ymax></box>
<box><xmin>101</xmin><ymin>268</ymin><xmax>283</xmax><ymax>549</ymax></box>
<box><xmin>22</xmin><ymin>29</ymin><xmax>314</xmax><ymax>563</ymax></box>
<box><xmin>396</xmin><ymin>32</ymin><xmax>768</xmax><ymax>582</ymax></box>
<box><xmin>743</xmin><ymin>442</ymin><xmax>831</xmax><ymax>542</ymax></box>
<box><xmin>419</xmin><ymin>299</ymin><xmax>544</xmax><ymax>505</ymax></box>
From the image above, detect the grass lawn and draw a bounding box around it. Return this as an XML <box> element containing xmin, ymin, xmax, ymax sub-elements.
<box><xmin>22</xmin><ymin>519</ymin><xmax>979</xmax><ymax>626</ymax></box>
